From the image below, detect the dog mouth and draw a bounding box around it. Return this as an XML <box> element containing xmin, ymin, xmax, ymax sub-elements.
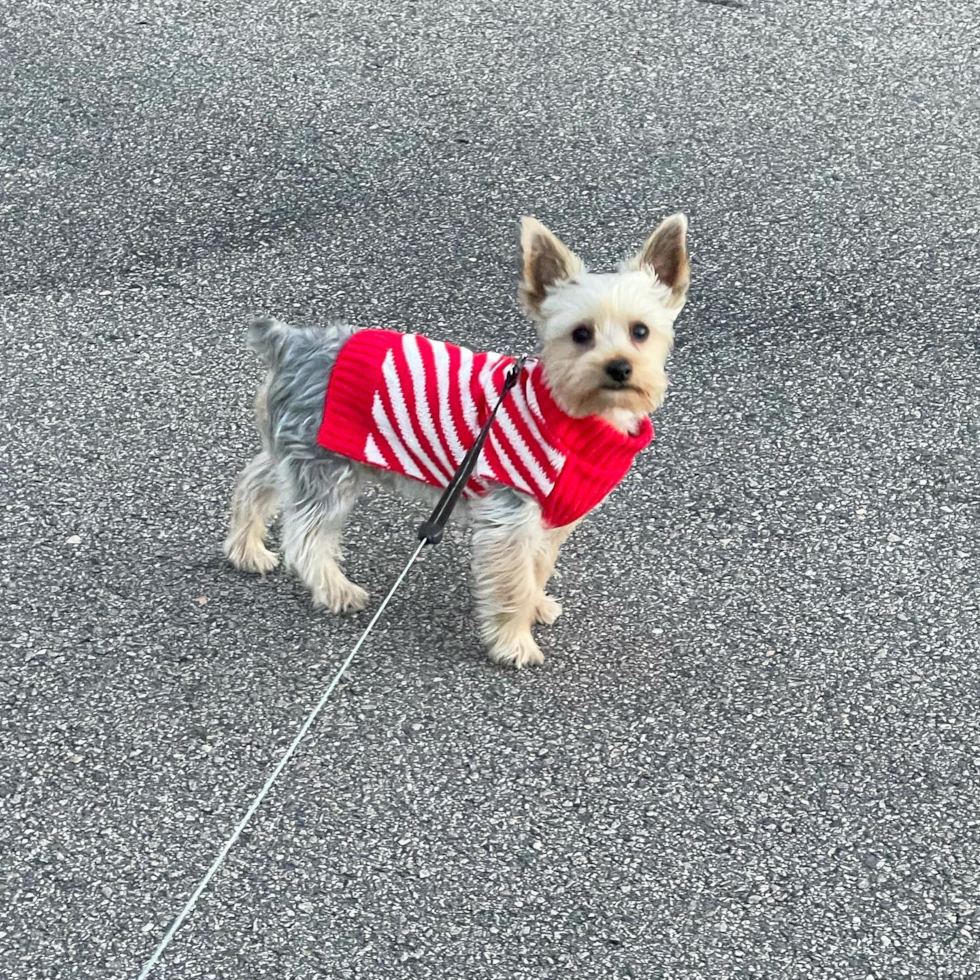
<box><xmin>599</xmin><ymin>382</ymin><xmax>642</xmax><ymax>393</ymax></box>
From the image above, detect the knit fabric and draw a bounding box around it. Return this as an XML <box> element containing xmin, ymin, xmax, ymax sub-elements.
<box><xmin>317</xmin><ymin>329</ymin><xmax>653</xmax><ymax>528</ymax></box>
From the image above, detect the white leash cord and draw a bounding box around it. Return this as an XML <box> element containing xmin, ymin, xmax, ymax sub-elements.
<box><xmin>136</xmin><ymin>539</ymin><xmax>427</xmax><ymax>979</ymax></box>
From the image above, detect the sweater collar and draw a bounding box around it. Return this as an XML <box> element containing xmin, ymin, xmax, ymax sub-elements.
<box><xmin>523</xmin><ymin>359</ymin><xmax>654</xmax><ymax>472</ymax></box>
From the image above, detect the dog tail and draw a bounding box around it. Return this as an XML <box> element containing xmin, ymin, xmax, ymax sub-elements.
<box><xmin>248</xmin><ymin>315</ymin><xmax>357</xmax><ymax>371</ymax></box>
<box><xmin>247</xmin><ymin>315</ymin><xmax>296</xmax><ymax>369</ymax></box>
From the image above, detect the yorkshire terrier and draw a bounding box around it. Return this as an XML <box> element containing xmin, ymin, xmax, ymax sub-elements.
<box><xmin>224</xmin><ymin>215</ymin><xmax>690</xmax><ymax>667</ymax></box>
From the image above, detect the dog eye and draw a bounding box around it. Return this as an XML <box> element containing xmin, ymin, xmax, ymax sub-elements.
<box><xmin>631</xmin><ymin>322</ymin><xmax>650</xmax><ymax>341</ymax></box>
<box><xmin>571</xmin><ymin>325</ymin><xmax>594</xmax><ymax>345</ymax></box>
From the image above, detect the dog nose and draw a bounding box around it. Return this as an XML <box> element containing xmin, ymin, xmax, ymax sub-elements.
<box><xmin>605</xmin><ymin>359</ymin><xmax>633</xmax><ymax>383</ymax></box>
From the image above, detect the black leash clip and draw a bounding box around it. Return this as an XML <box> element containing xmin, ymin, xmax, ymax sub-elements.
<box><xmin>417</xmin><ymin>355</ymin><xmax>529</xmax><ymax>546</ymax></box>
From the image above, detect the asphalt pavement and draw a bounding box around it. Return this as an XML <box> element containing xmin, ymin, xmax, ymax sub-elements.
<box><xmin>2</xmin><ymin>1</ymin><xmax>979</xmax><ymax>978</ymax></box>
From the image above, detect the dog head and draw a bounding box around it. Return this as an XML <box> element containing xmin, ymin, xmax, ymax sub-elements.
<box><xmin>519</xmin><ymin>215</ymin><xmax>689</xmax><ymax>424</ymax></box>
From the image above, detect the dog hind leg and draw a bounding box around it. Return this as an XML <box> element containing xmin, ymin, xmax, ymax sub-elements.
<box><xmin>223</xmin><ymin>450</ymin><xmax>281</xmax><ymax>574</ymax></box>
<box><xmin>279</xmin><ymin>456</ymin><xmax>368</xmax><ymax>614</ymax></box>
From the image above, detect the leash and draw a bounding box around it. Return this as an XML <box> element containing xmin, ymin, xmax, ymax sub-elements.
<box><xmin>136</xmin><ymin>354</ymin><xmax>528</xmax><ymax>979</ymax></box>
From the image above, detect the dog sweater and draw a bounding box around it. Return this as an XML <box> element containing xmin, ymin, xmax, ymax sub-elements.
<box><xmin>317</xmin><ymin>329</ymin><xmax>653</xmax><ymax>528</ymax></box>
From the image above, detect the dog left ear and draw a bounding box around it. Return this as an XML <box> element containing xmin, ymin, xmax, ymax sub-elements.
<box><xmin>629</xmin><ymin>214</ymin><xmax>690</xmax><ymax>308</ymax></box>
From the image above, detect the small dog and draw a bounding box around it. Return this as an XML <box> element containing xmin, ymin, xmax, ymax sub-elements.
<box><xmin>224</xmin><ymin>215</ymin><xmax>689</xmax><ymax>667</ymax></box>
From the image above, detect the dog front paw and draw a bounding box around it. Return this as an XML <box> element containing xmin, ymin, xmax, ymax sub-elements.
<box><xmin>487</xmin><ymin>632</ymin><xmax>545</xmax><ymax>669</ymax></box>
<box><xmin>314</xmin><ymin>579</ymin><xmax>369</xmax><ymax>614</ymax></box>
<box><xmin>534</xmin><ymin>593</ymin><xmax>563</xmax><ymax>626</ymax></box>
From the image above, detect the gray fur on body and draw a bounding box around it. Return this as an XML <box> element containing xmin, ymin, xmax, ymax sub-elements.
<box><xmin>248</xmin><ymin>315</ymin><xmax>528</xmax><ymax>517</ymax></box>
<box><xmin>248</xmin><ymin>315</ymin><xmax>353</xmax><ymax>457</ymax></box>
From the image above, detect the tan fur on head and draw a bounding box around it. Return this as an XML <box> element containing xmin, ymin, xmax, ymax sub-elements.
<box><xmin>519</xmin><ymin>215</ymin><xmax>690</xmax><ymax>428</ymax></box>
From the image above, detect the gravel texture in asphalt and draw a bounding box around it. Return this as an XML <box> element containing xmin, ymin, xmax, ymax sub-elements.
<box><xmin>2</xmin><ymin>1</ymin><xmax>979</xmax><ymax>978</ymax></box>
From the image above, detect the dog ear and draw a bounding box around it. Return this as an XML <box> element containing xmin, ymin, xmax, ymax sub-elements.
<box><xmin>519</xmin><ymin>217</ymin><xmax>585</xmax><ymax>317</ymax></box>
<box><xmin>629</xmin><ymin>214</ymin><xmax>690</xmax><ymax>308</ymax></box>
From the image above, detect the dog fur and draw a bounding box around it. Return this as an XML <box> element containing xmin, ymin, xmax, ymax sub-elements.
<box><xmin>224</xmin><ymin>215</ymin><xmax>689</xmax><ymax>667</ymax></box>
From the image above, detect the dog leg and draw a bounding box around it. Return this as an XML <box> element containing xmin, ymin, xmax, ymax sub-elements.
<box><xmin>471</xmin><ymin>493</ymin><xmax>547</xmax><ymax>668</ymax></box>
<box><xmin>533</xmin><ymin>522</ymin><xmax>578</xmax><ymax>625</ymax></box>
<box><xmin>223</xmin><ymin>451</ymin><xmax>281</xmax><ymax>574</ymax></box>
<box><xmin>279</xmin><ymin>457</ymin><xmax>368</xmax><ymax>614</ymax></box>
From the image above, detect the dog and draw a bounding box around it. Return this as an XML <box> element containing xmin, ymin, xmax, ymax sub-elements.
<box><xmin>224</xmin><ymin>215</ymin><xmax>689</xmax><ymax>667</ymax></box>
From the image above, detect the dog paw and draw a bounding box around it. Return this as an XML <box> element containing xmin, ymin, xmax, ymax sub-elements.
<box><xmin>535</xmin><ymin>593</ymin><xmax>563</xmax><ymax>626</ymax></box>
<box><xmin>314</xmin><ymin>580</ymin><xmax>369</xmax><ymax>615</ymax></box>
<box><xmin>223</xmin><ymin>535</ymin><xmax>279</xmax><ymax>575</ymax></box>
<box><xmin>487</xmin><ymin>633</ymin><xmax>545</xmax><ymax>669</ymax></box>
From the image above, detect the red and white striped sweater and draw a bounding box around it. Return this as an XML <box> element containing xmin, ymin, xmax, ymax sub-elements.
<box><xmin>317</xmin><ymin>329</ymin><xmax>653</xmax><ymax>528</ymax></box>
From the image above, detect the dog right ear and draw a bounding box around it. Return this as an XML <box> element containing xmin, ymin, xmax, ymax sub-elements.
<box><xmin>519</xmin><ymin>217</ymin><xmax>585</xmax><ymax>318</ymax></box>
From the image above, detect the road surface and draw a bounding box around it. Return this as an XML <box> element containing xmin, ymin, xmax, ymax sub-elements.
<box><xmin>2</xmin><ymin>1</ymin><xmax>978</xmax><ymax>977</ymax></box>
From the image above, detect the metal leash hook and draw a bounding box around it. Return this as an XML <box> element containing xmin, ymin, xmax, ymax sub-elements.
<box><xmin>136</xmin><ymin>353</ymin><xmax>529</xmax><ymax>979</ymax></box>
